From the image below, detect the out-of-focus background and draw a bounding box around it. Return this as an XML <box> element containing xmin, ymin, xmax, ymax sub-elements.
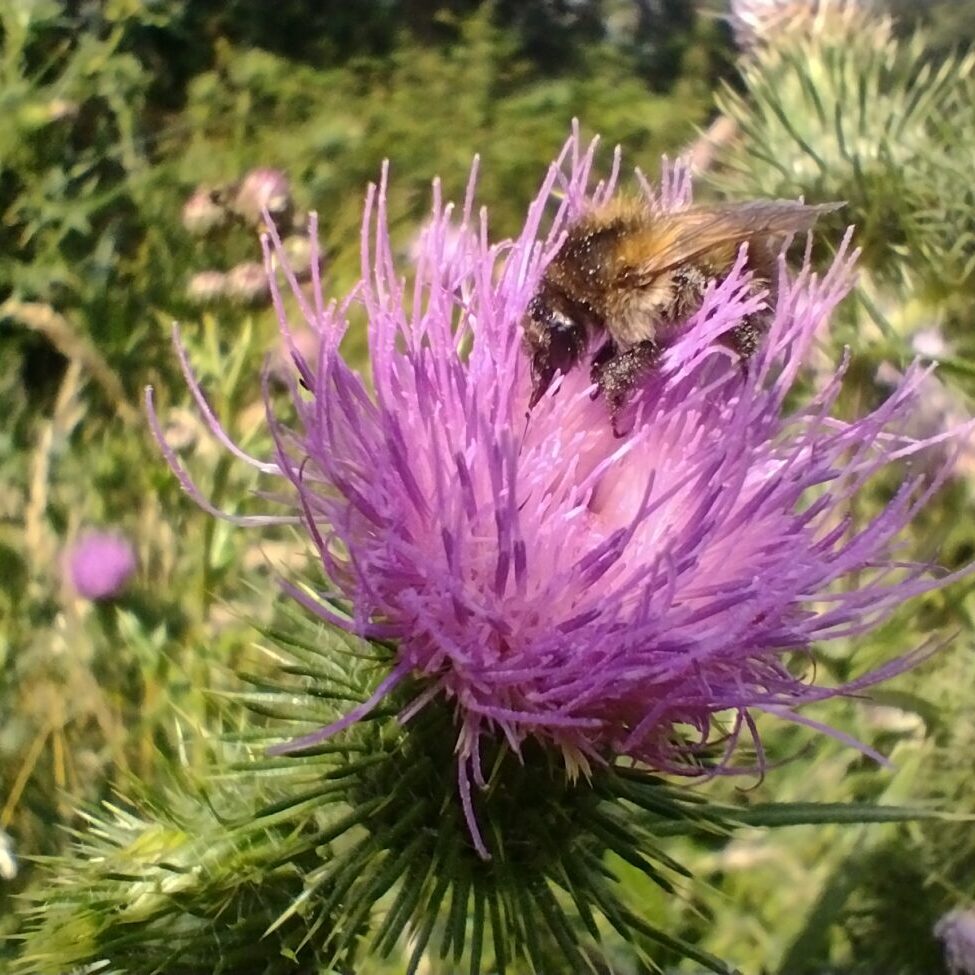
<box><xmin>3</xmin><ymin>1</ymin><xmax>975</xmax><ymax>971</ymax></box>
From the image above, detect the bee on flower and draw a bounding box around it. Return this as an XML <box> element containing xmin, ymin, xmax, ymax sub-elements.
<box><xmin>151</xmin><ymin>129</ymin><xmax>973</xmax><ymax>858</ymax></box>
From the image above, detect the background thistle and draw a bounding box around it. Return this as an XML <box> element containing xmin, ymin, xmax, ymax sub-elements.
<box><xmin>712</xmin><ymin>1</ymin><xmax>975</xmax><ymax>322</ymax></box>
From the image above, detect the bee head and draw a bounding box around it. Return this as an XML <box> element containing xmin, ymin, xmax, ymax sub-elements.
<box><xmin>523</xmin><ymin>288</ymin><xmax>588</xmax><ymax>409</ymax></box>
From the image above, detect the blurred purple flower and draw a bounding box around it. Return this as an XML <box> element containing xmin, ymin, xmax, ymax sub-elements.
<box><xmin>224</xmin><ymin>262</ymin><xmax>270</xmax><ymax>305</ymax></box>
<box><xmin>407</xmin><ymin>216</ymin><xmax>475</xmax><ymax>271</ymax></box>
<box><xmin>269</xmin><ymin>323</ymin><xmax>319</xmax><ymax>386</ymax></box>
<box><xmin>181</xmin><ymin>188</ymin><xmax>227</xmax><ymax>236</ymax></box>
<box><xmin>185</xmin><ymin>270</ymin><xmax>227</xmax><ymax>305</ymax></box>
<box><xmin>234</xmin><ymin>168</ymin><xmax>291</xmax><ymax>225</ymax></box>
<box><xmin>936</xmin><ymin>909</ymin><xmax>975</xmax><ymax>975</ymax></box>
<box><xmin>876</xmin><ymin>332</ymin><xmax>975</xmax><ymax>484</ymax></box>
<box><xmin>68</xmin><ymin>531</ymin><xmax>136</xmax><ymax>601</ymax></box>
<box><xmin>151</xmin><ymin>131</ymin><xmax>972</xmax><ymax>856</ymax></box>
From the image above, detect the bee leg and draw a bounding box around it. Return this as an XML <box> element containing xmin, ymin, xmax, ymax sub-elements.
<box><xmin>722</xmin><ymin>310</ymin><xmax>770</xmax><ymax>365</ymax></box>
<box><xmin>595</xmin><ymin>340</ymin><xmax>660</xmax><ymax>436</ymax></box>
<box><xmin>725</xmin><ymin>321</ymin><xmax>758</xmax><ymax>359</ymax></box>
<box><xmin>588</xmin><ymin>341</ymin><xmax>617</xmax><ymax>399</ymax></box>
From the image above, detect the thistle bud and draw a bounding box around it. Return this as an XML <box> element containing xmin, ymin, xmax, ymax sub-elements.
<box><xmin>185</xmin><ymin>270</ymin><xmax>227</xmax><ymax>305</ymax></box>
<box><xmin>67</xmin><ymin>531</ymin><xmax>137</xmax><ymax>601</ymax></box>
<box><xmin>181</xmin><ymin>188</ymin><xmax>228</xmax><ymax>236</ymax></box>
<box><xmin>234</xmin><ymin>168</ymin><xmax>291</xmax><ymax>225</ymax></box>
<box><xmin>225</xmin><ymin>261</ymin><xmax>269</xmax><ymax>305</ymax></box>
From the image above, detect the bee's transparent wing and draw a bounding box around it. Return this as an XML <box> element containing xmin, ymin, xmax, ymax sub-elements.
<box><xmin>624</xmin><ymin>200</ymin><xmax>843</xmax><ymax>282</ymax></box>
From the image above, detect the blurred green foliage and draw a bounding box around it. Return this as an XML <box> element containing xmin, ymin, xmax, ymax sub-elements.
<box><xmin>890</xmin><ymin>0</ymin><xmax>975</xmax><ymax>55</ymax></box>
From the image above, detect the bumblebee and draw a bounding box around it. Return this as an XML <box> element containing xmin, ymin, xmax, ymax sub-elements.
<box><xmin>523</xmin><ymin>198</ymin><xmax>840</xmax><ymax>413</ymax></box>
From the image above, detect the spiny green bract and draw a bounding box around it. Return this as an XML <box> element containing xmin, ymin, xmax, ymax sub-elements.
<box><xmin>15</xmin><ymin>610</ymin><xmax>735</xmax><ymax>975</ymax></box>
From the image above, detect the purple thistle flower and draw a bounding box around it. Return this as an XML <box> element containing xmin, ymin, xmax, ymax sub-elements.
<box><xmin>233</xmin><ymin>167</ymin><xmax>292</xmax><ymax>226</ymax></box>
<box><xmin>224</xmin><ymin>261</ymin><xmax>270</xmax><ymax>305</ymax></box>
<box><xmin>67</xmin><ymin>531</ymin><xmax>137</xmax><ymax>601</ymax></box>
<box><xmin>185</xmin><ymin>270</ymin><xmax>227</xmax><ymax>305</ymax></box>
<box><xmin>181</xmin><ymin>187</ymin><xmax>228</xmax><ymax>236</ymax></box>
<box><xmin>150</xmin><ymin>129</ymin><xmax>972</xmax><ymax>858</ymax></box>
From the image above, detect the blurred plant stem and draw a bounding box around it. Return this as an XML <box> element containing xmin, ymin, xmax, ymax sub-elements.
<box><xmin>2</xmin><ymin>300</ymin><xmax>138</xmax><ymax>425</ymax></box>
<box><xmin>685</xmin><ymin>114</ymin><xmax>739</xmax><ymax>175</ymax></box>
<box><xmin>24</xmin><ymin>359</ymin><xmax>83</xmax><ymax>574</ymax></box>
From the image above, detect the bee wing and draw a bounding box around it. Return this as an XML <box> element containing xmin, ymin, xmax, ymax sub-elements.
<box><xmin>624</xmin><ymin>200</ymin><xmax>843</xmax><ymax>282</ymax></box>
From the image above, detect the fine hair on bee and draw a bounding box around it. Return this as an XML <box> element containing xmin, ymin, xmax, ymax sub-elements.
<box><xmin>522</xmin><ymin>196</ymin><xmax>842</xmax><ymax>423</ymax></box>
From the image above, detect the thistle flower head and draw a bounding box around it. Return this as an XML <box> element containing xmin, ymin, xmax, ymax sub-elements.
<box><xmin>181</xmin><ymin>187</ymin><xmax>227</xmax><ymax>236</ymax></box>
<box><xmin>224</xmin><ymin>261</ymin><xmax>270</xmax><ymax>305</ymax></box>
<box><xmin>185</xmin><ymin>269</ymin><xmax>227</xmax><ymax>305</ymax></box>
<box><xmin>728</xmin><ymin>0</ymin><xmax>875</xmax><ymax>50</ymax></box>
<box><xmin>234</xmin><ymin>167</ymin><xmax>292</xmax><ymax>225</ymax></box>
<box><xmin>67</xmin><ymin>530</ymin><xmax>137</xmax><ymax>601</ymax></box>
<box><xmin>153</xmin><ymin>130</ymin><xmax>971</xmax><ymax>856</ymax></box>
<box><xmin>712</xmin><ymin>0</ymin><xmax>968</xmax><ymax>296</ymax></box>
